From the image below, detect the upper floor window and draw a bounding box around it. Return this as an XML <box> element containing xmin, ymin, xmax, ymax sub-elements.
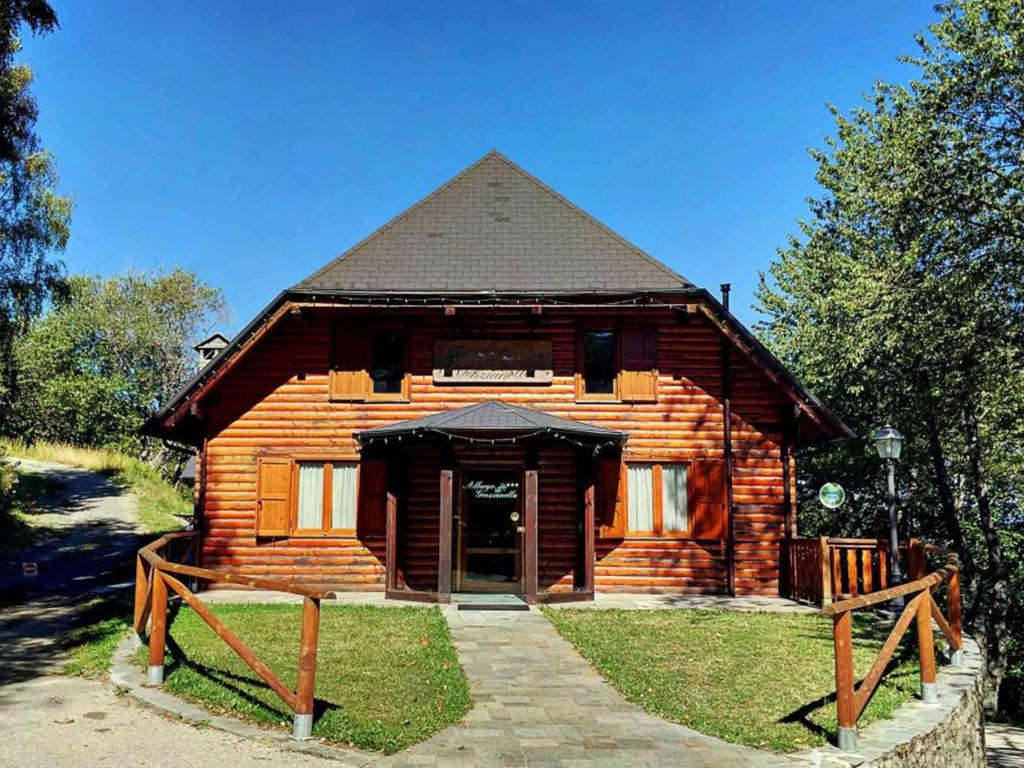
<box><xmin>582</xmin><ymin>330</ymin><xmax>616</xmax><ymax>395</ymax></box>
<box><xmin>330</xmin><ymin>320</ymin><xmax>410</xmax><ymax>401</ymax></box>
<box><xmin>576</xmin><ymin>325</ymin><xmax>657</xmax><ymax>403</ymax></box>
<box><xmin>371</xmin><ymin>329</ymin><xmax>406</xmax><ymax>394</ymax></box>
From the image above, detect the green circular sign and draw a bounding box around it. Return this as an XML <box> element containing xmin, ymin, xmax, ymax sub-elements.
<box><xmin>819</xmin><ymin>482</ymin><xmax>846</xmax><ymax>509</ymax></box>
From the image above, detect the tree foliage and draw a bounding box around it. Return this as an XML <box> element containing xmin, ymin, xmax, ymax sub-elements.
<box><xmin>0</xmin><ymin>0</ymin><xmax>71</xmax><ymax>429</ymax></box>
<box><xmin>8</xmin><ymin>269</ymin><xmax>227</xmax><ymax>454</ymax></box>
<box><xmin>757</xmin><ymin>0</ymin><xmax>1024</xmax><ymax>712</ymax></box>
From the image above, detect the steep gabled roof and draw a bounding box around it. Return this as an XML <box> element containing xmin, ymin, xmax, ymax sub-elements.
<box><xmin>293</xmin><ymin>150</ymin><xmax>690</xmax><ymax>295</ymax></box>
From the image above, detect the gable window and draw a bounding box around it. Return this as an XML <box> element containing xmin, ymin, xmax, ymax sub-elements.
<box><xmin>625</xmin><ymin>461</ymin><xmax>688</xmax><ymax>535</ymax></box>
<box><xmin>371</xmin><ymin>329</ymin><xmax>406</xmax><ymax>395</ymax></box>
<box><xmin>581</xmin><ymin>330</ymin><xmax>616</xmax><ymax>396</ymax></box>
<box><xmin>295</xmin><ymin>461</ymin><xmax>358</xmax><ymax>533</ymax></box>
<box><xmin>576</xmin><ymin>325</ymin><xmax>657</xmax><ymax>402</ymax></box>
<box><xmin>330</xmin><ymin>320</ymin><xmax>410</xmax><ymax>401</ymax></box>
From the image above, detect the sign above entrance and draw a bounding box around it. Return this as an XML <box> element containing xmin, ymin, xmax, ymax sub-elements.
<box><xmin>433</xmin><ymin>340</ymin><xmax>553</xmax><ymax>385</ymax></box>
<box><xmin>465</xmin><ymin>479</ymin><xmax>519</xmax><ymax>500</ymax></box>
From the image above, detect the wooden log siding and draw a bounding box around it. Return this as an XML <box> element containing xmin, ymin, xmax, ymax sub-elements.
<box><xmin>198</xmin><ymin>306</ymin><xmax>792</xmax><ymax>596</ymax></box>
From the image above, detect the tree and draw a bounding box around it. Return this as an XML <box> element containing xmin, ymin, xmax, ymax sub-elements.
<box><xmin>9</xmin><ymin>269</ymin><xmax>227</xmax><ymax>463</ymax></box>
<box><xmin>0</xmin><ymin>0</ymin><xmax>71</xmax><ymax>430</ymax></box>
<box><xmin>757</xmin><ymin>0</ymin><xmax>1024</xmax><ymax>712</ymax></box>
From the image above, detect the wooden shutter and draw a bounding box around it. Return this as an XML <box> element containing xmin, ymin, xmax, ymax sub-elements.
<box><xmin>596</xmin><ymin>457</ymin><xmax>626</xmax><ymax>539</ymax></box>
<box><xmin>618</xmin><ymin>327</ymin><xmax>657</xmax><ymax>403</ymax></box>
<box><xmin>256</xmin><ymin>457</ymin><xmax>292</xmax><ymax>537</ymax></box>
<box><xmin>357</xmin><ymin>460</ymin><xmax>388</xmax><ymax>537</ymax></box>
<box><xmin>329</xmin><ymin>319</ymin><xmax>371</xmax><ymax>401</ymax></box>
<box><xmin>688</xmin><ymin>460</ymin><xmax>728</xmax><ymax>540</ymax></box>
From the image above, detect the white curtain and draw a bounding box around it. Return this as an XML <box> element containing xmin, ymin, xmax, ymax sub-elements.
<box><xmin>627</xmin><ymin>464</ymin><xmax>654</xmax><ymax>532</ymax></box>
<box><xmin>297</xmin><ymin>463</ymin><xmax>324</xmax><ymax>529</ymax></box>
<box><xmin>331</xmin><ymin>463</ymin><xmax>358</xmax><ymax>529</ymax></box>
<box><xmin>662</xmin><ymin>464</ymin><xmax>688</xmax><ymax>532</ymax></box>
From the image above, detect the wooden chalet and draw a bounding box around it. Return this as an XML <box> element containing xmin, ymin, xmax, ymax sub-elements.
<box><xmin>146</xmin><ymin>151</ymin><xmax>851</xmax><ymax>604</ymax></box>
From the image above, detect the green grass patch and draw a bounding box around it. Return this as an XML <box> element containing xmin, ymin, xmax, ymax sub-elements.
<box><xmin>63</xmin><ymin>594</ymin><xmax>133</xmax><ymax>677</ymax></box>
<box><xmin>0</xmin><ymin>466</ymin><xmax>66</xmax><ymax>552</ymax></box>
<box><xmin>2</xmin><ymin>439</ymin><xmax>189</xmax><ymax>534</ymax></box>
<box><xmin>139</xmin><ymin>604</ymin><xmax>470</xmax><ymax>753</ymax></box>
<box><xmin>542</xmin><ymin>607</ymin><xmax>922</xmax><ymax>753</ymax></box>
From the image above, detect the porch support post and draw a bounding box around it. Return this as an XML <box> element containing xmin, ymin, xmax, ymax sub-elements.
<box><xmin>385</xmin><ymin>490</ymin><xmax>398</xmax><ymax>592</ymax></box>
<box><xmin>583</xmin><ymin>478</ymin><xmax>596</xmax><ymax>595</ymax></box>
<box><xmin>524</xmin><ymin>449</ymin><xmax>539</xmax><ymax>604</ymax></box>
<box><xmin>438</xmin><ymin>458</ymin><xmax>453</xmax><ymax>603</ymax></box>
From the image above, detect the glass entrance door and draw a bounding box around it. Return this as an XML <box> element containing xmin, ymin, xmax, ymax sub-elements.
<box><xmin>458</xmin><ymin>469</ymin><xmax>523</xmax><ymax>593</ymax></box>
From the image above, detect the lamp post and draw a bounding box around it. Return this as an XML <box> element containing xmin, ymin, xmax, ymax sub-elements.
<box><xmin>874</xmin><ymin>425</ymin><xmax>905</xmax><ymax>610</ymax></box>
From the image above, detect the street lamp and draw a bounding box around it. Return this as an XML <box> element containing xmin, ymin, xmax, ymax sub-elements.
<box><xmin>874</xmin><ymin>425</ymin><xmax>905</xmax><ymax>610</ymax></box>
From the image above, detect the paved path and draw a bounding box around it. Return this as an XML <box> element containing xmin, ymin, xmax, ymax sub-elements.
<box><xmin>987</xmin><ymin>721</ymin><xmax>1024</xmax><ymax>767</ymax></box>
<box><xmin>1</xmin><ymin>458</ymin><xmax>142</xmax><ymax>604</ymax></box>
<box><xmin>377</xmin><ymin>607</ymin><xmax>787</xmax><ymax>768</ymax></box>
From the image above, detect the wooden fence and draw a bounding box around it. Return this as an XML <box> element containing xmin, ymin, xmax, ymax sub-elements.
<box><xmin>825</xmin><ymin>543</ymin><xmax>963</xmax><ymax>751</ymax></box>
<box><xmin>787</xmin><ymin>537</ymin><xmax>923</xmax><ymax>606</ymax></box>
<box><xmin>133</xmin><ymin>531</ymin><xmax>335</xmax><ymax>740</ymax></box>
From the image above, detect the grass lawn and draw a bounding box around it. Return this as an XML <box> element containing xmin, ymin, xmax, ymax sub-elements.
<box><xmin>2</xmin><ymin>440</ymin><xmax>189</xmax><ymax>534</ymax></box>
<box><xmin>139</xmin><ymin>604</ymin><xmax>470</xmax><ymax>754</ymax></box>
<box><xmin>62</xmin><ymin>594</ymin><xmax>134</xmax><ymax>677</ymax></box>
<box><xmin>542</xmin><ymin>607</ymin><xmax>923</xmax><ymax>753</ymax></box>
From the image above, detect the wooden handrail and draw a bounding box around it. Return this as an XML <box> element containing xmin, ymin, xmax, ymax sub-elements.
<box><xmin>827</xmin><ymin>542</ymin><xmax>963</xmax><ymax>752</ymax></box>
<box><xmin>133</xmin><ymin>531</ymin><xmax>332</xmax><ymax>740</ymax></box>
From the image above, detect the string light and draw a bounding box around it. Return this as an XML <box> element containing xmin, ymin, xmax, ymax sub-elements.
<box><xmin>357</xmin><ymin>426</ymin><xmax>623</xmax><ymax>456</ymax></box>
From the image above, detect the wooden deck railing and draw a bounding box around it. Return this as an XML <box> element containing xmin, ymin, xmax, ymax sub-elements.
<box><xmin>133</xmin><ymin>531</ymin><xmax>335</xmax><ymax>740</ymax></box>
<box><xmin>825</xmin><ymin>543</ymin><xmax>963</xmax><ymax>751</ymax></box>
<box><xmin>787</xmin><ymin>537</ymin><xmax>923</xmax><ymax>606</ymax></box>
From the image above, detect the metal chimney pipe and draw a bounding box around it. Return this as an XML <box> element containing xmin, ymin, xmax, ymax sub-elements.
<box><xmin>720</xmin><ymin>283</ymin><xmax>731</xmax><ymax>311</ymax></box>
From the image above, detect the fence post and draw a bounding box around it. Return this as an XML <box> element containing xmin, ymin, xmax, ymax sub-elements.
<box><xmin>147</xmin><ymin>569</ymin><xmax>168</xmax><ymax>685</ymax></box>
<box><xmin>833</xmin><ymin>610</ymin><xmax>857</xmax><ymax>751</ymax></box>
<box><xmin>292</xmin><ymin>596</ymin><xmax>321</xmax><ymax>740</ymax></box>
<box><xmin>819</xmin><ymin>537</ymin><xmax>832</xmax><ymax>606</ymax></box>
<box><xmin>948</xmin><ymin>568</ymin><xmax>964</xmax><ymax>666</ymax></box>
<box><xmin>132</xmin><ymin>555</ymin><xmax>150</xmax><ymax>649</ymax></box>
<box><xmin>916</xmin><ymin>586</ymin><xmax>938</xmax><ymax>703</ymax></box>
<box><xmin>908</xmin><ymin>538</ymin><xmax>925</xmax><ymax>580</ymax></box>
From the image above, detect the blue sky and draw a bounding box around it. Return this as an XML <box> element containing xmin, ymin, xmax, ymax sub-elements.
<box><xmin>23</xmin><ymin>1</ymin><xmax>936</xmax><ymax>332</ymax></box>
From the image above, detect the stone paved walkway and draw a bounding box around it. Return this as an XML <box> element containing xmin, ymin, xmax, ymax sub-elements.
<box><xmin>375</xmin><ymin>607</ymin><xmax>788</xmax><ymax>768</ymax></box>
<box><xmin>987</xmin><ymin>721</ymin><xmax>1024</xmax><ymax>768</ymax></box>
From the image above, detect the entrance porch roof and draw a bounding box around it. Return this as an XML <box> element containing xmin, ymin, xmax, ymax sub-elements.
<box><xmin>354</xmin><ymin>401</ymin><xmax>626</xmax><ymax>454</ymax></box>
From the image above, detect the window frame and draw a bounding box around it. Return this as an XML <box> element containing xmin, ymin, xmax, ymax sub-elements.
<box><xmin>623</xmin><ymin>459</ymin><xmax>690</xmax><ymax>537</ymax></box>
<box><xmin>574</xmin><ymin>322</ymin><xmax>658</xmax><ymax>404</ymax></box>
<box><xmin>329</xmin><ymin>319</ymin><xmax>411</xmax><ymax>403</ymax></box>
<box><xmin>290</xmin><ymin>457</ymin><xmax>361</xmax><ymax>537</ymax></box>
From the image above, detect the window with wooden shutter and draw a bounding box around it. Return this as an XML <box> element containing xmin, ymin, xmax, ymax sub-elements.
<box><xmin>688</xmin><ymin>460</ymin><xmax>728</xmax><ymax>540</ymax></box>
<box><xmin>618</xmin><ymin>327</ymin><xmax>657</xmax><ymax>403</ymax></box>
<box><xmin>256</xmin><ymin>458</ymin><xmax>292</xmax><ymax>537</ymax></box>
<box><xmin>357</xmin><ymin>460</ymin><xmax>388</xmax><ymax>537</ymax></box>
<box><xmin>596</xmin><ymin>457</ymin><xmax>626</xmax><ymax>538</ymax></box>
<box><xmin>622</xmin><ymin>460</ymin><xmax>688</xmax><ymax>535</ymax></box>
<box><xmin>330</xmin><ymin>319</ymin><xmax>371</xmax><ymax>401</ymax></box>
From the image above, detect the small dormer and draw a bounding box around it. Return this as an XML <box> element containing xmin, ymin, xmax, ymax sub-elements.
<box><xmin>195</xmin><ymin>333</ymin><xmax>229</xmax><ymax>366</ymax></box>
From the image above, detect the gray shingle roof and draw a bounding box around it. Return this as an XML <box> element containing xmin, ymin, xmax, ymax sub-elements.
<box><xmin>355</xmin><ymin>401</ymin><xmax>627</xmax><ymax>444</ymax></box>
<box><xmin>293</xmin><ymin>151</ymin><xmax>690</xmax><ymax>295</ymax></box>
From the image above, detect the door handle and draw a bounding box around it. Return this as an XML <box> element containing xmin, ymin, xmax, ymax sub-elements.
<box><xmin>516</xmin><ymin>526</ymin><xmax>526</xmax><ymax>533</ymax></box>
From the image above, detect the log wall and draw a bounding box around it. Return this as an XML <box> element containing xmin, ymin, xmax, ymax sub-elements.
<box><xmin>198</xmin><ymin>306</ymin><xmax>793</xmax><ymax>596</ymax></box>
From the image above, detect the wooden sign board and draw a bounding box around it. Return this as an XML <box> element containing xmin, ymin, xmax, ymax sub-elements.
<box><xmin>433</xmin><ymin>340</ymin><xmax>553</xmax><ymax>384</ymax></box>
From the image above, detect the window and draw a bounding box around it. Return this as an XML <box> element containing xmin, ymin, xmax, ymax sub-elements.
<box><xmin>576</xmin><ymin>326</ymin><xmax>657</xmax><ymax>402</ymax></box>
<box><xmin>582</xmin><ymin>330</ymin><xmax>616</xmax><ymax>396</ymax></box>
<box><xmin>330</xmin><ymin>320</ymin><xmax>409</xmax><ymax>401</ymax></box>
<box><xmin>294</xmin><ymin>461</ymin><xmax>358</xmax><ymax>533</ymax></box>
<box><xmin>627</xmin><ymin>464</ymin><xmax>654</xmax><ymax>532</ymax></box>
<box><xmin>371</xmin><ymin>329</ymin><xmax>406</xmax><ymax>394</ymax></box>
<box><xmin>625</xmin><ymin>461</ymin><xmax>688</xmax><ymax>535</ymax></box>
